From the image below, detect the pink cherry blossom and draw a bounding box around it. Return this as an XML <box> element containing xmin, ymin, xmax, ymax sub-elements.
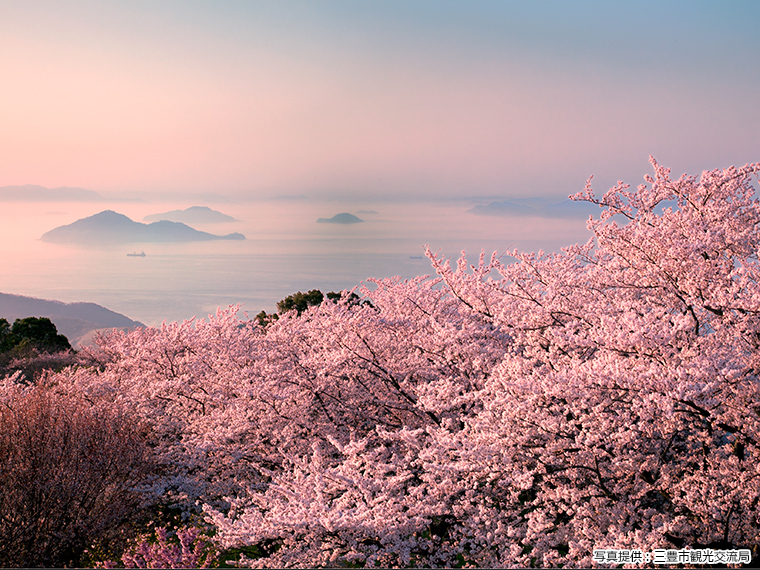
<box><xmin>7</xmin><ymin>158</ymin><xmax>759</xmax><ymax>567</ymax></box>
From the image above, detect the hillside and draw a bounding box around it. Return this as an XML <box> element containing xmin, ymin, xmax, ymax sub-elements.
<box><xmin>0</xmin><ymin>292</ymin><xmax>144</xmax><ymax>348</ymax></box>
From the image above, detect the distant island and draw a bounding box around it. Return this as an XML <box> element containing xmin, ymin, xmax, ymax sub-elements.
<box><xmin>468</xmin><ymin>199</ymin><xmax>601</xmax><ymax>219</ymax></box>
<box><xmin>41</xmin><ymin>210</ymin><xmax>246</xmax><ymax>243</ymax></box>
<box><xmin>317</xmin><ymin>213</ymin><xmax>364</xmax><ymax>224</ymax></box>
<box><xmin>0</xmin><ymin>292</ymin><xmax>143</xmax><ymax>348</ymax></box>
<box><xmin>0</xmin><ymin>184</ymin><xmax>103</xmax><ymax>202</ymax></box>
<box><xmin>143</xmin><ymin>206</ymin><xmax>239</xmax><ymax>224</ymax></box>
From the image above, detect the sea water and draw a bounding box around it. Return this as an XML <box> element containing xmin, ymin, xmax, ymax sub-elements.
<box><xmin>0</xmin><ymin>199</ymin><xmax>591</xmax><ymax>326</ymax></box>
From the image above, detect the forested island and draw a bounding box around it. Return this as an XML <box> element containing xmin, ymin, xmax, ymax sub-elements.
<box><xmin>41</xmin><ymin>210</ymin><xmax>245</xmax><ymax>243</ymax></box>
<box><xmin>316</xmin><ymin>212</ymin><xmax>364</xmax><ymax>224</ymax></box>
<box><xmin>2</xmin><ymin>161</ymin><xmax>759</xmax><ymax>567</ymax></box>
<box><xmin>143</xmin><ymin>206</ymin><xmax>239</xmax><ymax>224</ymax></box>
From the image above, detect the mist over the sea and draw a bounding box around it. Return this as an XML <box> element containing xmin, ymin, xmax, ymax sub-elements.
<box><xmin>3</xmin><ymin>1</ymin><xmax>758</xmax><ymax>327</ymax></box>
<box><xmin>0</xmin><ymin>196</ymin><xmax>592</xmax><ymax>325</ymax></box>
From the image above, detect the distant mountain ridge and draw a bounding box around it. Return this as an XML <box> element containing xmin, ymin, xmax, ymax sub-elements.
<box><xmin>0</xmin><ymin>184</ymin><xmax>103</xmax><ymax>202</ymax></box>
<box><xmin>41</xmin><ymin>210</ymin><xmax>245</xmax><ymax>243</ymax></box>
<box><xmin>0</xmin><ymin>292</ymin><xmax>144</xmax><ymax>348</ymax></box>
<box><xmin>143</xmin><ymin>206</ymin><xmax>239</xmax><ymax>224</ymax></box>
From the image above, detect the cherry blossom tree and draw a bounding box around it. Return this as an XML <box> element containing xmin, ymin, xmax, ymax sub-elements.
<box><xmin>11</xmin><ymin>157</ymin><xmax>759</xmax><ymax>567</ymax></box>
<box><xmin>118</xmin><ymin>526</ymin><xmax>216</xmax><ymax>569</ymax></box>
<box><xmin>205</xmin><ymin>158</ymin><xmax>760</xmax><ymax>567</ymax></box>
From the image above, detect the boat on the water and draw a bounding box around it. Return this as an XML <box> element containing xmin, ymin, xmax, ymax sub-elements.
<box><xmin>127</xmin><ymin>251</ymin><xmax>146</xmax><ymax>257</ymax></box>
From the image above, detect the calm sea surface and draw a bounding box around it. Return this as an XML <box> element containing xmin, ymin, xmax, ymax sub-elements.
<box><xmin>0</xmin><ymin>199</ymin><xmax>591</xmax><ymax>326</ymax></box>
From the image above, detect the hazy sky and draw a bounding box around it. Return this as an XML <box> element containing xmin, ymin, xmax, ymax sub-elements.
<box><xmin>1</xmin><ymin>0</ymin><xmax>759</xmax><ymax>200</ymax></box>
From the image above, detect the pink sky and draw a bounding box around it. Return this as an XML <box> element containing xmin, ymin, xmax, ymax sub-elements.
<box><xmin>1</xmin><ymin>1</ymin><xmax>759</xmax><ymax>199</ymax></box>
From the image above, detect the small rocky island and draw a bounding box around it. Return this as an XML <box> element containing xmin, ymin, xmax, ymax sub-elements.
<box><xmin>41</xmin><ymin>210</ymin><xmax>245</xmax><ymax>243</ymax></box>
<box><xmin>316</xmin><ymin>213</ymin><xmax>364</xmax><ymax>224</ymax></box>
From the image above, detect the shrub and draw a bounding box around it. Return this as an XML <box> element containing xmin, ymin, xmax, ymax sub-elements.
<box><xmin>0</xmin><ymin>378</ymin><xmax>155</xmax><ymax>567</ymax></box>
